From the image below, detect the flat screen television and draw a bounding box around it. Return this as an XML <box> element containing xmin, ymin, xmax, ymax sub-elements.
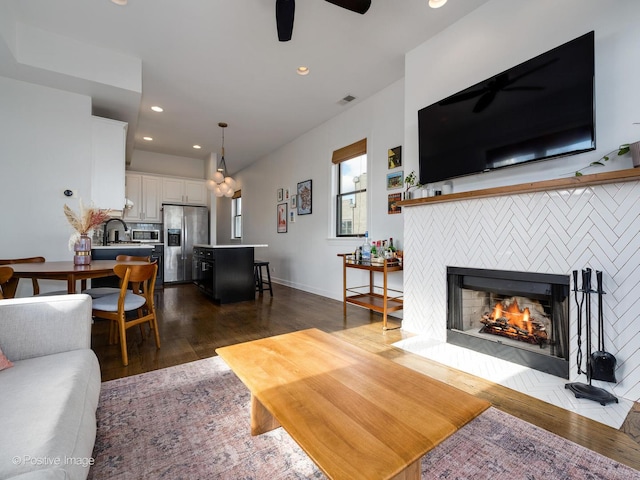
<box><xmin>418</xmin><ymin>31</ymin><xmax>595</xmax><ymax>186</ymax></box>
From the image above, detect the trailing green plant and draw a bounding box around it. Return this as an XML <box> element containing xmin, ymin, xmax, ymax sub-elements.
<box><xmin>575</xmin><ymin>144</ymin><xmax>631</xmax><ymax>176</ymax></box>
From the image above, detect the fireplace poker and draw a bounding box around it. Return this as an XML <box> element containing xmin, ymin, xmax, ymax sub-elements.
<box><xmin>572</xmin><ymin>270</ymin><xmax>584</xmax><ymax>375</ymax></box>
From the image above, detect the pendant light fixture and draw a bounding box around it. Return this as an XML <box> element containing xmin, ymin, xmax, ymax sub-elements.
<box><xmin>210</xmin><ymin>122</ymin><xmax>237</xmax><ymax>198</ymax></box>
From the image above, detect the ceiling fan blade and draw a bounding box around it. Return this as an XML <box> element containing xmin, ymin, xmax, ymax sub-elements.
<box><xmin>438</xmin><ymin>87</ymin><xmax>488</xmax><ymax>106</ymax></box>
<box><xmin>473</xmin><ymin>91</ymin><xmax>497</xmax><ymax>113</ymax></box>
<box><xmin>324</xmin><ymin>0</ymin><xmax>371</xmax><ymax>15</ymax></box>
<box><xmin>276</xmin><ymin>0</ymin><xmax>295</xmax><ymax>42</ymax></box>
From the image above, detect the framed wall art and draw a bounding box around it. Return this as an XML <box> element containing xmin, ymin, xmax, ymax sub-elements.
<box><xmin>388</xmin><ymin>146</ymin><xmax>402</xmax><ymax>169</ymax></box>
<box><xmin>277</xmin><ymin>188</ymin><xmax>284</xmax><ymax>202</ymax></box>
<box><xmin>277</xmin><ymin>203</ymin><xmax>287</xmax><ymax>233</ymax></box>
<box><xmin>386</xmin><ymin>171</ymin><xmax>403</xmax><ymax>190</ymax></box>
<box><xmin>388</xmin><ymin>193</ymin><xmax>401</xmax><ymax>214</ymax></box>
<box><xmin>290</xmin><ymin>194</ymin><xmax>297</xmax><ymax>209</ymax></box>
<box><xmin>289</xmin><ymin>209</ymin><xmax>296</xmax><ymax>223</ymax></box>
<box><xmin>297</xmin><ymin>179</ymin><xmax>312</xmax><ymax>215</ymax></box>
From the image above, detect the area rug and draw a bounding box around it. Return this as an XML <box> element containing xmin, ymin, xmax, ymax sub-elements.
<box><xmin>88</xmin><ymin>356</ymin><xmax>640</xmax><ymax>479</ymax></box>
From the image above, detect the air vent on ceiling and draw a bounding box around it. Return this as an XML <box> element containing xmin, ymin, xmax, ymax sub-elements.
<box><xmin>338</xmin><ymin>95</ymin><xmax>356</xmax><ymax>106</ymax></box>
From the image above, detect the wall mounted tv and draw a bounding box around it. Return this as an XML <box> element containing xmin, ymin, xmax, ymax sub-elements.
<box><xmin>418</xmin><ymin>31</ymin><xmax>595</xmax><ymax>186</ymax></box>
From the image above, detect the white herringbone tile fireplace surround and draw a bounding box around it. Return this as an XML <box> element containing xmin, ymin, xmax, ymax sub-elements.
<box><xmin>398</xmin><ymin>179</ymin><xmax>640</xmax><ymax>428</ymax></box>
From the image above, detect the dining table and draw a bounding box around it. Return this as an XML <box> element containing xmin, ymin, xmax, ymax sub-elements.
<box><xmin>3</xmin><ymin>260</ymin><xmax>148</xmax><ymax>296</ymax></box>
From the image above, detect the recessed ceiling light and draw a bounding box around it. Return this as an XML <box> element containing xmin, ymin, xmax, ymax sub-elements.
<box><xmin>110</xmin><ymin>0</ymin><xmax>128</xmax><ymax>5</ymax></box>
<box><xmin>151</xmin><ymin>106</ymin><xmax>163</xmax><ymax>112</ymax></box>
<box><xmin>143</xmin><ymin>136</ymin><xmax>153</xmax><ymax>141</ymax></box>
<box><xmin>297</xmin><ymin>66</ymin><xmax>310</xmax><ymax>76</ymax></box>
<box><xmin>428</xmin><ymin>0</ymin><xmax>447</xmax><ymax>8</ymax></box>
<box><xmin>193</xmin><ymin>145</ymin><xmax>202</xmax><ymax>149</ymax></box>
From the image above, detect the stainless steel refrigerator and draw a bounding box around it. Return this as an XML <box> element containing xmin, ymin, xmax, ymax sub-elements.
<box><xmin>163</xmin><ymin>204</ymin><xmax>209</xmax><ymax>283</ymax></box>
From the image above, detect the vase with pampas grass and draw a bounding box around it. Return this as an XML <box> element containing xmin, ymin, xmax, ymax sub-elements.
<box><xmin>64</xmin><ymin>200</ymin><xmax>112</xmax><ymax>265</ymax></box>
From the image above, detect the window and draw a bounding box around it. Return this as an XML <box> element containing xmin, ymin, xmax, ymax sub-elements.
<box><xmin>333</xmin><ymin>139</ymin><xmax>367</xmax><ymax>237</ymax></box>
<box><xmin>232</xmin><ymin>190</ymin><xmax>242</xmax><ymax>239</ymax></box>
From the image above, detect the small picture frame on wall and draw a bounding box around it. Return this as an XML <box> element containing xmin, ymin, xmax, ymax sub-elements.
<box><xmin>277</xmin><ymin>188</ymin><xmax>284</xmax><ymax>202</ymax></box>
<box><xmin>297</xmin><ymin>179</ymin><xmax>312</xmax><ymax>215</ymax></box>
<box><xmin>290</xmin><ymin>194</ymin><xmax>297</xmax><ymax>209</ymax></box>
<box><xmin>277</xmin><ymin>203</ymin><xmax>287</xmax><ymax>233</ymax></box>
<box><xmin>289</xmin><ymin>210</ymin><xmax>296</xmax><ymax>223</ymax></box>
<box><xmin>386</xmin><ymin>171</ymin><xmax>403</xmax><ymax>190</ymax></box>
<box><xmin>388</xmin><ymin>193</ymin><xmax>401</xmax><ymax>214</ymax></box>
<box><xmin>285</xmin><ymin>188</ymin><xmax>290</xmax><ymax>200</ymax></box>
<box><xmin>388</xmin><ymin>146</ymin><xmax>402</xmax><ymax>169</ymax></box>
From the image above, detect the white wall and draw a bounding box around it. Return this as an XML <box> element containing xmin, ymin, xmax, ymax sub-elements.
<box><xmin>234</xmin><ymin>79</ymin><xmax>405</xmax><ymax>301</ymax></box>
<box><xmin>404</xmin><ymin>0</ymin><xmax>640</xmax><ymax>194</ymax></box>
<box><xmin>0</xmin><ymin>76</ymin><xmax>93</xmax><ymax>295</ymax></box>
<box><xmin>129</xmin><ymin>150</ymin><xmax>207</xmax><ymax>179</ymax></box>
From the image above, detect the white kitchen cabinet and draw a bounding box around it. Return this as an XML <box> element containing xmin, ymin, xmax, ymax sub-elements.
<box><xmin>91</xmin><ymin>116</ymin><xmax>127</xmax><ymax>210</ymax></box>
<box><xmin>162</xmin><ymin>177</ymin><xmax>207</xmax><ymax>205</ymax></box>
<box><xmin>123</xmin><ymin>173</ymin><xmax>161</xmax><ymax>222</ymax></box>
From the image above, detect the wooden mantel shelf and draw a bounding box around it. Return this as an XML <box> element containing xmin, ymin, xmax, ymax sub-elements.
<box><xmin>398</xmin><ymin>168</ymin><xmax>640</xmax><ymax>207</ymax></box>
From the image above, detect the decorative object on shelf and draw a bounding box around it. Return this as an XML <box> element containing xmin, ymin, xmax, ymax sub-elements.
<box><xmin>388</xmin><ymin>193</ymin><xmax>401</xmax><ymax>214</ymax></box>
<box><xmin>575</xmin><ymin>141</ymin><xmax>640</xmax><ymax>175</ymax></box>
<box><xmin>297</xmin><ymin>179</ymin><xmax>312</xmax><ymax>215</ymax></box>
<box><xmin>207</xmin><ymin>122</ymin><xmax>237</xmax><ymax>197</ymax></box>
<box><xmin>63</xmin><ymin>200</ymin><xmax>111</xmax><ymax>265</ymax></box>
<box><xmin>277</xmin><ymin>203</ymin><xmax>288</xmax><ymax>233</ymax></box>
<box><xmin>631</xmin><ymin>141</ymin><xmax>640</xmax><ymax>168</ymax></box>
<box><xmin>386</xmin><ymin>171</ymin><xmax>403</xmax><ymax>190</ymax></box>
<box><xmin>388</xmin><ymin>146</ymin><xmax>402</xmax><ymax>169</ymax></box>
<box><xmin>403</xmin><ymin>170</ymin><xmax>422</xmax><ymax>199</ymax></box>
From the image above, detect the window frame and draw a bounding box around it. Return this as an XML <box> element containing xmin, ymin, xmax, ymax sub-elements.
<box><xmin>332</xmin><ymin>139</ymin><xmax>367</xmax><ymax>238</ymax></box>
<box><xmin>231</xmin><ymin>190</ymin><xmax>242</xmax><ymax>239</ymax></box>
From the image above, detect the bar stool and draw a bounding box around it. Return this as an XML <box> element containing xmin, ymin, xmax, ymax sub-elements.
<box><xmin>254</xmin><ymin>260</ymin><xmax>273</xmax><ymax>297</ymax></box>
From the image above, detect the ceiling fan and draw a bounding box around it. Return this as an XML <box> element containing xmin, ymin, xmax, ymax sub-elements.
<box><xmin>439</xmin><ymin>58</ymin><xmax>558</xmax><ymax>113</ymax></box>
<box><xmin>276</xmin><ymin>0</ymin><xmax>371</xmax><ymax>42</ymax></box>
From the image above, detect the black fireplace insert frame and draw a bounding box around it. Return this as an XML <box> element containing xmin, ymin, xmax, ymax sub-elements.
<box><xmin>447</xmin><ymin>266</ymin><xmax>570</xmax><ymax>379</ymax></box>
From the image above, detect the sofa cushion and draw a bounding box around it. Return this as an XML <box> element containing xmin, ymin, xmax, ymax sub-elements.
<box><xmin>0</xmin><ymin>349</ymin><xmax>100</xmax><ymax>480</ymax></box>
<box><xmin>0</xmin><ymin>345</ymin><xmax>13</xmax><ymax>370</ymax></box>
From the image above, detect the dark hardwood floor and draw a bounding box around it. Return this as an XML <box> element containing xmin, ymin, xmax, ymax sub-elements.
<box><xmin>91</xmin><ymin>282</ymin><xmax>640</xmax><ymax>471</ymax></box>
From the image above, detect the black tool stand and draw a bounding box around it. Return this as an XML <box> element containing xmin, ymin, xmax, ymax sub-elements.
<box><xmin>565</xmin><ymin>382</ymin><xmax>618</xmax><ymax>406</ymax></box>
<box><xmin>565</xmin><ymin>270</ymin><xmax>618</xmax><ymax>406</ymax></box>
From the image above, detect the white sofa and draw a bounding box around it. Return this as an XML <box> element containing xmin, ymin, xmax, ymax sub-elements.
<box><xmin>0</xmin><ymin>295</ymin><xmax>101</xmax><ymax>480</ymax></box>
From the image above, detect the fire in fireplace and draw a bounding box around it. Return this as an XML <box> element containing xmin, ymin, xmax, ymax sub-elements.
<box><xmin>447</xmin><ymin>267</ymin><xmax>570</xmax><ymax>379</ymax></box>
<box><xmin>481</xmin><ymin>297</ymin><xmax>549</xmax><ymax>346</ymax></box>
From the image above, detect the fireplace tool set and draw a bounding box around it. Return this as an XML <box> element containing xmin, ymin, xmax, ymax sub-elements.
<box><xmin>565</xmin><ymin>268</ymin><xmax>618</xmax><ymax>405</ymax></box>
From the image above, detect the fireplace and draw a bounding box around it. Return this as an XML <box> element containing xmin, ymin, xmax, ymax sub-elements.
<box><xmin>447</xmin><ymin>267</ymin><xmax>570</xmax><ymax>379</ymax></box>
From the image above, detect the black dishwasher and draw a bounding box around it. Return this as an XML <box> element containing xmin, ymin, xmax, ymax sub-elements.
<box><xmin>193</xmin><ymin>247</ymin><xmax>214</xmax><ymax>297</ymax></box>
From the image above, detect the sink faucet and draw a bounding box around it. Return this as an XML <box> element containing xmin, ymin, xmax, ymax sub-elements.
<box><xmin>103</xmin><ymin>218</ymin><xmax>129</xmax><ymax>246</ymax></box>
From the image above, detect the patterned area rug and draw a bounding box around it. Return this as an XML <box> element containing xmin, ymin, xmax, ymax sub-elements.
<box><xmin>89</xmin><ymin>356</ymin><xmax>640</xmax><ymax>479</ymax></box>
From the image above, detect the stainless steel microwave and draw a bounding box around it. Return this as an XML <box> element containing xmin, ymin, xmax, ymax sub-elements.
<box><xmin>131</xmin><ymin>229</ymin><xmax>160</xmax><ymax>243</ymax></box>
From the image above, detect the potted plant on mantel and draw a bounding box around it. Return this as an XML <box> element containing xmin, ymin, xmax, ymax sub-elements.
<box><xmin>404</xmin><ymin>171</ymin><xmax>422</xmax><ymax>199</ymax></box>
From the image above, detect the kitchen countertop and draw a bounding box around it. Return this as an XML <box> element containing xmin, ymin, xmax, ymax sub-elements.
<box><xmin>194</xmin><ymin>244</ymin><xmax>268</xmax><ymax>248</ymax></box>
<box><xmin>92</xmin><ymin>243</ymin><xmax>163</xmax><ymax>249</ymax></box>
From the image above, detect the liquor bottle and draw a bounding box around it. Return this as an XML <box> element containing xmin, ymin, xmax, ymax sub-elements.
<box><xmin>362</xmin><ymin>231</ymin><xmax>372</xmax><ymax>262</ymax></box>
<box><xmin>389</xmin><ymin>238</ymin><xmax>396</xmax><ymax>252</ymax></box>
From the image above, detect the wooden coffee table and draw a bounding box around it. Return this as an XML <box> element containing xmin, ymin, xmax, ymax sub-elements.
<box><xmin>216</xmin><ymin>328</ymin><xmax>489</xmax><ymax>480</ymax></box>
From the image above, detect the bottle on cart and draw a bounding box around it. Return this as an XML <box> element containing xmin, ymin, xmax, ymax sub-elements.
<box><xmin>362</xmin><ymin>231</ymin><xmax>372</xmax><ymax>262</ymax></box>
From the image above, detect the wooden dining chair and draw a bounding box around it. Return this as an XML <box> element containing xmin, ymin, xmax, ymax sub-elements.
<box><xmin>0</xmin><ymin>257</ymin><xmax>45</xmax><ymax>297</ymax></box>
<box><xmin>0</xmin><ymin>266</ymin><xmax>14</xmax><ymax>299</ymax></box>
<box><xmin>82</xmin><ymin>255</ymin><xmax>151</xmax><ymax>299</ymax></box>
<box><xmin>91</xmin><ymin>262</ymin><xmax>160</xmax><ymax>366</ymax></box>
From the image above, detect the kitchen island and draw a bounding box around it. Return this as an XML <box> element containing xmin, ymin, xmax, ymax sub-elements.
<box><xmin>193</xmin><ymin>244</ymin><xmax>267</xmax><ymax>303</ymax></box>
